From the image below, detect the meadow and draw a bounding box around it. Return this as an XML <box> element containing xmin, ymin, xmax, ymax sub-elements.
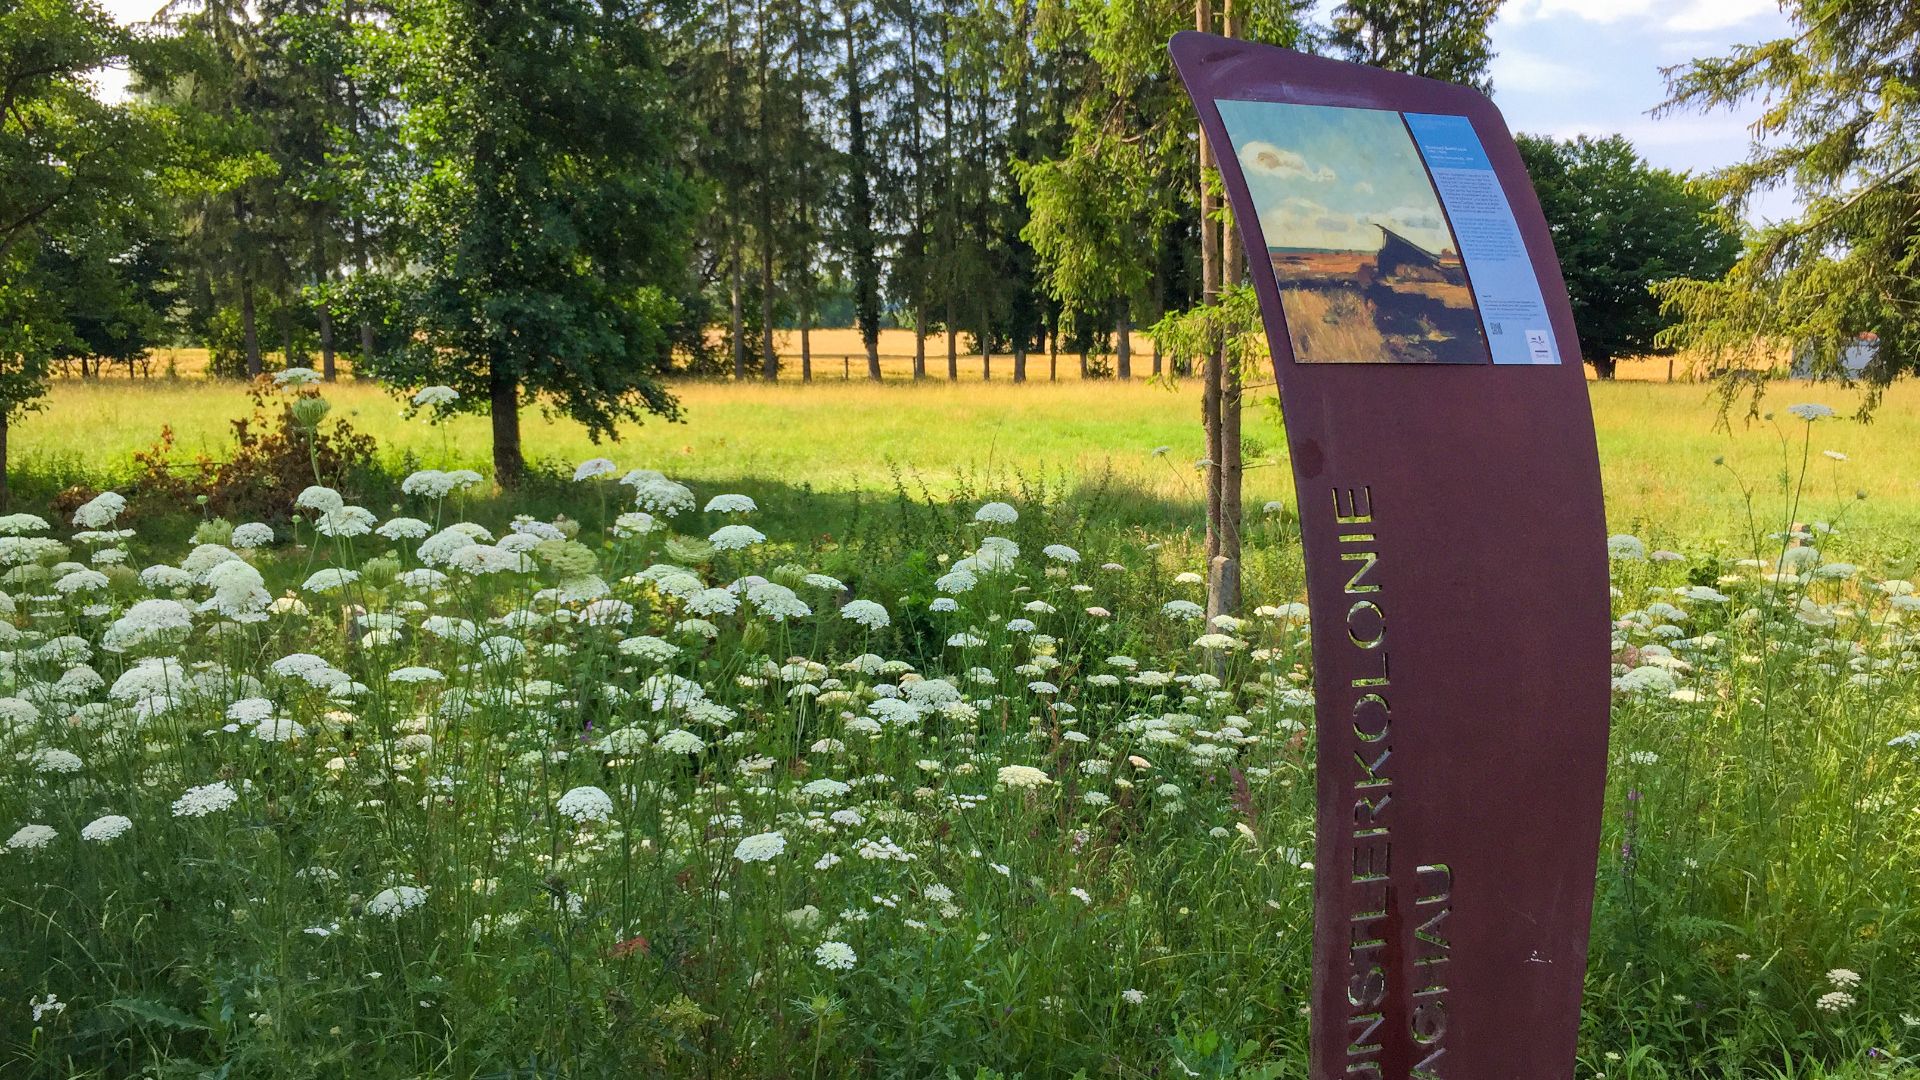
<box><xmin>17</xmin><ymin>366</ymin><xmax>1919</xmax><ymax>538</ymax></box>
<box><xmin>2</xmin><ymin>369</ymin><xmax>1917</xmax><ymax>1078</ymax></box>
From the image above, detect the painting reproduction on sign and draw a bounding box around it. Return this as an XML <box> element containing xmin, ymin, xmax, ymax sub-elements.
<box><xmin>1217</xmin><ymin>100</ymin><xmax>1491</xmax><ymax>364</ymax></box>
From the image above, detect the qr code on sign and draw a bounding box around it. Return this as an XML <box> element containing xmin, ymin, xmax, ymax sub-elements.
<box><xmin>1488</xmin><ymin>322</ymin><xmax>1503</xmax><ymax>336</ymax></box>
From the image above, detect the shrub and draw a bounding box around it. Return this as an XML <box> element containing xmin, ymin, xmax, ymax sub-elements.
<box><xmin>130</xmin><ymin>379</ymin><xmax>378</xmax><ymax>524</ymax></box>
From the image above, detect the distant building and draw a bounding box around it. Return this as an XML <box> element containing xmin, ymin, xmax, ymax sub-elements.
<box><xmin>1790</xmin><ymin>331</ymin><xmax>1877</xmax><ymax>379</ymax></box>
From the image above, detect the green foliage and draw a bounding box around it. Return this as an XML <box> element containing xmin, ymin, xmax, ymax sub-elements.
<box><xmin>1518</xmin><ymin>133</ymin><xmax>1741</xmax><ymax>378</ymax></box>
<box><xmin>35</xmin><ymin>206</ymin><xmax>174</xmax><ymax>379</ymax></box>
<box><xmin>0</xmin><ymin>0</ymin><xmax>168</xmax><ymax>500</ymax></box>
<box><xmin>1017</xmin><ymin>2</ymin><xmax>1174</xmax><ymax>335</ymax></box>
<box><xmin>1019</xmin><ymin>134</ymin><xmax>1151</xmax><ymax>320</ymax></box>
<box><xmin>367</xmin><ymin>0</ymin><xmax>699</xmax><ymax>483</ymax></box>
<box><xmin>1149</xmin><ymin>283</ymin><xmax>1268</xmax><ymax>383</ymax></box>
<box><xmin>1656</xmin><ymin>0</ymin><xmax>1920</xmax><ymax>394</ymax></box>
<box><xmin>1327</xmin><ymin>0</ymin><xmax>1501</xmax><ymax>90</ymax></box>
<box><xmin>101</xmin><ymin>997</ymin><xmax>214</xmax><ymax>1032</ymax></box>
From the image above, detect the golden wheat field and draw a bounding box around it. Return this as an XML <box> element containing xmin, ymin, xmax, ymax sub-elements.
<box><xmin>111</xmin><ymin>327</ymin><xmax>1693</xmax><ymax>383</ymax></box>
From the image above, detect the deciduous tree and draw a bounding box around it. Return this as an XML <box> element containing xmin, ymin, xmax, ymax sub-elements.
<box><xmin>1518</xmin><ymin>133</ymin><xmax>1738</xmax><ymax>379</ymax></box>
<box><xmin>374</xmin><ymin>0</ymin><xmax>698</xmax><ymax>486</ymax></box>
<box><xmin>0</xmin><ymin>0</ymin><xmax>163</xmax><ymax>505</ymax></box>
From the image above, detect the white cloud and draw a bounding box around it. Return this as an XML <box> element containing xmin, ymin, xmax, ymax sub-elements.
<box><xmin>1239</xmin><ymin>141</ymin><xmax>1336</xmax><ymax>184</ymax></box>
<box><xmin>1506</xmin><ymin>0</ymin><xmax>1654</xmax><ymax>23</ymax></box>
<box><xmin>1491</xmin><ymin>48</ymin><xmax>1599</xmax><ymax>95</ymax></box>
<box><xmin>1505</xmin><ymin>0</ymin><xmax>1779</xmax><ymax>31</ymax></box>
<box><xmin>100</xmin><ymin>0</ymin><xmax>166</xmax><ymax>24</ymax></box>
<box><xmin>1665</xmin><ymin>0</ymin><xmax>1779</xmax><ymax>32</ymax></box>
<box><xmin>1534</xmin><ymin>114</ymin><xmax>1758</xmax><ymax>155</ymax></box>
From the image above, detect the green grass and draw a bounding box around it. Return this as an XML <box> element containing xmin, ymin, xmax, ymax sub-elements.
<box><xmin>16</xmin><ymin>376</ymin><xmax>1920</xmax><ymax>543</ymax></box>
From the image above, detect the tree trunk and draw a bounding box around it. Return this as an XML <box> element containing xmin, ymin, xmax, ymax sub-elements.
<box><xmin>1048</xmin><ymin>313</ymin><xmax>1058</xmax><ymax>381</ymax></box>
<box><xmin>1198</xmin><ymin>0</ymin><xmax>1223</xmax><ymax>582</ymax></box>
<box><xmin>1116</xmin><ymin>300</ymin><xmax>1132</xmax><ymax>380</ymax></box>
<box><xmin>866</xmin><ymin>335</ymin><xmax>880</xmax><ymax>381</ymax></box>
<box><xmin>980</xmin><ymin>309</ymin><xmax>991</xmax><ymax>381</ymax></box>
<box><xmin>490</xmin><ymin>362</ymin><xmax>524</xmax><ymax>488</ymax></box>
<box><xmin>1203</xmin><ymin>349</ymin><xmax>1224</xmax><ymax>592</ymax></box>
<box><xmin>756</xmin><ymin>0</ymin><xmax>777</xmax><ymax>383</ymax></box>
<box><xmin>319</xmin><ymin>304</ymin><xmax>336</xmax><ymax>381</ymax></box>
<box><xmin>241</xmin><ymin>275</ymin><xmax>261</xmax><ymax>378</ymax></box>
<box><xmin>345</xmin><ymin>0</ymin><xmax>372</xmax><ymax>380</ymax></box>
<box><xmin>730</xmin><ymin>232</ymin><xmax>746</xmax><ymax>379</ymax></box>
<box><xmin>761</xmin><ymin>234</ymin><xmax>778</xmax><ymax>380</ymax></box>
<box><xmin>1013</xmin><ymin>343</ymin><xmax>1026</xmax><ymax>382</ymax></box>
<box><xmin>314</xmin><ymin>238</ymin><xmax>336</xmax><ymax>379</ymax></box>
<box><xmin>1152</xmin><ymin>256</ymin><xmax>1165</xmax><ymax>376</ymax></box>
<box><xmin>1210</xmin><ymin>0</ymin><xmax>1244</xmax><ymax>621</ymax></box>
<box><xmin>914</xmin><ymin>309</ymin><xmax>927</xmax><ymax>379</ymax></box>
<box><xmin>1215</xmin><ymin>353</ymin><xmax>1244</xmax><ymax>618</ymax></box>
<box><xmin>0</xmin><ymin>411</ymin><xmax>10</xmax><ymax>510</ymax></box>
<box><xmin>801</xmin><ymin>307</ymin><xmax>813</xmax><ymax>382</ymax></box>
<box><xmin>946</xmin><ymin>306</ymin><xmax>958</xmax><ymax>380</ymax></box>
<box><xmin>1597</xmin><ymin>355</ymin><xmax>1618</xmax><ymax>380</ymax></box>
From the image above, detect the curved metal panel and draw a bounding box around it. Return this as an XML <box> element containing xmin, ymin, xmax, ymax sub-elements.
<box><xmin>1170</xmin><ymin>32</ymin><xmax>1612</xmax><ymax>1080</ymax></box>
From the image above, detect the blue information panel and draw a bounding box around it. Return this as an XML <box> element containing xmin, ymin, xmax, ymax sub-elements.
<box><xmin>1404</xmin><ymin>113</ymin><xmax>1558</xmax><ymax>365</ymax></box>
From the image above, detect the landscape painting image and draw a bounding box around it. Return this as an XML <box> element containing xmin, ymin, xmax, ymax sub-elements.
<box><xmin>1216</xmin><ymin>99</ymin><xmax>1492</xmax><ymax>364</ymax></box>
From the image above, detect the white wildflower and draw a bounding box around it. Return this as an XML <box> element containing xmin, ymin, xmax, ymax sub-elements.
<box><xmin>72</xmin><ymin>491</ymin><xmax>127</xmax><ymax>529</ymax></box>
<box><xmin>230</xmin><ymin>523</ymin><xmax>274</xmax><ymax>549</ymax></box>
<box><xmin>840</xmin><ymin>599</ymin><xmax>890</xmax><ymax>630</ymax></box>
<box><xmin>814</xmin><ymin>940</ymin><xmax>857</xmax><ymax>970</ymax></box>
<box><xmin>556</xmin><ymin>786</ymin><xmax>616</xmax><ymax>823</ymax></box>
<box><xmin>80</xmin><ymin>814</ymin><xmax>133</xmax><ymax>843</ymax></box>
<box><xmin>367</xmin><ymin>885</ymin><xmax>428</xmax><ymax>917</ymax></box>
<box><xmin>708</xmin><ymin>524</ymin><xmax>766</xmax><ymax>551</ymax></box>
<box><xmin>172</xmin><ymin>780</ymin><xmax>239</xmax><ymax>818</ymax></box>
<box><xmin>6</xmin><ymin>824</ymin><xmax>57</xmax><ymax>851</ymax></box>
<box><xmin>997</xmin><ymin>765</ymin><xmax>1051</xmax><ymax>790</ymax></box>
<box><xmin>733</xmin><ymin>831</ymin><xmax>787</xmax><ymax>862</ymax></box>
<box><xmin>573</xmin><ymin>458</ymin><xmax>618</xmax><ymax>481</ymax></box>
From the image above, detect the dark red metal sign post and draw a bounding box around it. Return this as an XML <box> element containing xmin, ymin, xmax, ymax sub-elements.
<box><xmin>1169</xmin><ymin>33</ymin><xmax>1611</xmax><ymax>1080</ymax></box>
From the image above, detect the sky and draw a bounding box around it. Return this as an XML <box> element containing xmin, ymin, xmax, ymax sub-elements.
<box><xmin>1487</xmin><ymin>0</ymin><xmax>1797</xmax><ymax>222</ymax></box>
<box><xmin>1218</xmin><ymin>100</ymin><xmax>1458</xmax><ymax>253</ymax></box>
<box><xmin>94</xmin><ymin>0</ymin><xmax>1797</xmax><ymax>220</ymax></box>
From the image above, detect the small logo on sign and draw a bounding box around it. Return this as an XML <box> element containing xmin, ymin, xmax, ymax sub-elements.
<box><xmin>1525</xmin><ymin>329</ymin><xmax>1553</xmax><ymax>363</ymax></box>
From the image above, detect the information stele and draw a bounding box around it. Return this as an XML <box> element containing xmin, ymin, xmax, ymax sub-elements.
<box><xmin>1169</xmin><ymin>32</ymin><xmax>1611</xmax><ymax>1080</ymax></box>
